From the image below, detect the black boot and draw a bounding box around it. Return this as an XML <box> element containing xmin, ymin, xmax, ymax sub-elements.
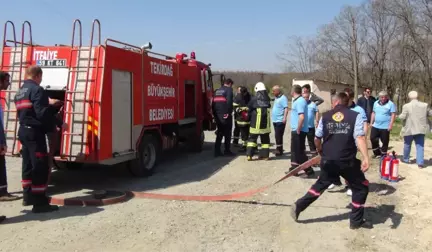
<box><xmin>350</xmin><ymin>219</ymin><xmax>373</xmax><ymax>230</ymax></box>
<box><xmin>32</xmin><ymin>204</ymin><xmax>59</xmax><ymax>213</ymax></box>
<box><xmin>31</xmin><ymin>195</ymin><xmax>59</xmax><ymax>213</ymax></box>
<box><xmin>22</xmin><ymin>187</ymin><xmax>33</xmax><ymax>206</ymax></box>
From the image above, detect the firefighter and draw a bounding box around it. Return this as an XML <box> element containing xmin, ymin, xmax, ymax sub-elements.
<box><xmin>14</xmin><ymin>65</ymin><xmax>67</xmax><ymax>213</ymax></box>
<box><xmin>291</xmin><ymin>92</ymin><xmax>372</xmax><ymax>230</ymax></box>
<box><xmin>232</xmin><ymin>86</ymin><xmax>242</xmax><ymax>146</ymax></box>
<box><xmin>233</xmin><ymin>86</ymin><xmax>251</xmax><ymax>152</ymax></box>
<box><xmin>246</xmin><ymin>82</ymin><xmax>271</xmax><ymax>160</ymax></box>
<box><xmin>212</xmin><ymin>78</ymin><xmax>235</xmax><ymax>157</ymax></box>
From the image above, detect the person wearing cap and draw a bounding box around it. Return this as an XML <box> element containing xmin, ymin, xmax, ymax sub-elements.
<box><xmin>398</xmin><ymin>91</ymin><xmax>432</xmax><ymax>168</ymax></box>
<box><xmin>370</xmin><ymin>91</ymin><xmax>396</xmax><ymax>158</ymax></box>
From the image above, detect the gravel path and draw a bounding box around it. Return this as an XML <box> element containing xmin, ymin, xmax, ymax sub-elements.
<box><xmin>1</xmin><ymin>117</ymin><xmax>431</xmax><ymax>252</ymax></box>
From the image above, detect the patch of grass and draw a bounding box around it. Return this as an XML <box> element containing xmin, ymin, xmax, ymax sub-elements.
<box><xmin>390</xmin><ymin>118</ymin><xmax>432</xmax><ymax>140</ymax></box>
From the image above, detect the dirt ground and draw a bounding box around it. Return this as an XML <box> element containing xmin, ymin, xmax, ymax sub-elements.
<box><xmin>1</xmin><ymin>126</ymin><xmax>432</xmax><ymax>252</ymax></box>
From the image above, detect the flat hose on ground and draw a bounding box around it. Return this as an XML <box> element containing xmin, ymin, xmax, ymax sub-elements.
<box><xmin>49</xmin><ymin>156</ymin><xmax>321</xmax><ymax>206</ymax></box>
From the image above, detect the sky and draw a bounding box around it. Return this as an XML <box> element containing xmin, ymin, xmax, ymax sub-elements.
<box><xmin>3</xmin><ymin>0</ymin><xmax>364</xmax><ymax>73</ymax></box>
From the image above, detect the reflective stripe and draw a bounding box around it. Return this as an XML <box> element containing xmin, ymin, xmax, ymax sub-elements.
<box><xmin>0</xmin><ymin>185</ymin><xmax>7</xmax><ymax>189</ymax></box>
<box><xmin>236</xmin><ymin>121</ymin><xmax>250</xmax><ymax>125</ymax></box>
<box><xmin>308</xmin><ymin>189</ymin><xmax>321</xmax><ymax>196</ymax></box>
<box><xmin>15</xmin><ymin>99</ymin><xmax>33</xmax><ymax>110</ymax></box>
<box><xmin>351</xmin><ymin>202</ymin><xmax>365</xmax><ymax>208</ymax></box>
<box><xmin>247</xmin><ymin>142</ymin><xmax>257</xmax><ymax>147</ymax></box>
<box><xmin>31</xmin><ymin>185</ymin><xmax>47</xmax><ymax>193</ymax></box>
<box><xmin>21</xmin><ymin>180</ymin><xmax>32</xmax><ymax>187</ymax></box>
<box><xmin>249</xmin><ymin>108</ymin><xmax>271</xmax><ymax>134</ymax></box>
<box><xmin>261</xmin><ymin>144</ymin><xmax>270</xmax><ymax>149</ymax></box>
<box><xmin>213</xmin><ymin>97</ymin><xmax>227</xmax><ymax>102</ymax></box>
<box><xmin>256</xmin><ymin>108</ymin><xmax>262</xmax><ymax>130</ymax></box>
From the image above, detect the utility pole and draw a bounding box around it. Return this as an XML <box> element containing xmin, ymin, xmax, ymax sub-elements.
<box><xmin>351</xmin><ymin>13</ymin><xmax>359</xmax><ymax>102</ymax></box>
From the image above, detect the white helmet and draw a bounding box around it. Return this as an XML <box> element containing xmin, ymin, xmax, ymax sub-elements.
<box><xmin>254</xmin><ymin>82</ymin><xmax>266</xmax><ymax>92</ymax></box>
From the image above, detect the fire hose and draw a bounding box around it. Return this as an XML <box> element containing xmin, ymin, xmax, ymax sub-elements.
<box><xmin>49</xmin><ymin>156</ymin><xmax>321</xmax><ymax>206</ymax></box>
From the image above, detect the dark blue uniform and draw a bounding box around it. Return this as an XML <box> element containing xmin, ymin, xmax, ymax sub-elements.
<box><xmin>292</xmin><ymin>105</ymin><xmax>370</xmax><ymax>229</ymax></box>
<box><xmin>14</xmin><ymin>79</ymin><xmax>62</xmax><ymax>209</ymax></box>
<box><xmin>212</xmin><ymin>85</ymin><xmax>234</xmax><ymax>156</ymax></box>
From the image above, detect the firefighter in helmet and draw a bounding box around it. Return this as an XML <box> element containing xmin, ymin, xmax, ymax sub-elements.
<box><xmin>246</xmin><ymin>82</ymin><xmax>272</xmax><ymax>160</ymax></box>
<box><xmin>233</xmin><ymin>86</ymin><xmax>251</xmax><ymax>152</ymax></box>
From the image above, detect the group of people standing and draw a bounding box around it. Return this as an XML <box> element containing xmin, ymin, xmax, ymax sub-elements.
<box><xmin>212</xmin><ymin>80</ymin><xmax>326</xmax><ymax>178</ymax></box>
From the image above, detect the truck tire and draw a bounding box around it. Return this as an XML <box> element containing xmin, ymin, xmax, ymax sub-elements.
<box><xmin>129</xmin><ymin>134</ymin><xmax>161</xmax><ymax>177</ymax></box>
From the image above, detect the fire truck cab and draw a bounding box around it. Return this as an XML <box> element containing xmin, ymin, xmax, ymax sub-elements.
<box><xmin>1</xmin><ymin>19</ymin><xmax>217</xmax><ymax>176</ymax></box>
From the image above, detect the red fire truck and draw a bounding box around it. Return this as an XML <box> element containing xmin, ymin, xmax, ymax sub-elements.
<box><xmin>1</xmin><ymin>19</ymin><xmax>219</xmax><ymax>176</ymax></box>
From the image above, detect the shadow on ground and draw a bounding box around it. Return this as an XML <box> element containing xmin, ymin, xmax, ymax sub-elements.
<box><xmin>45</xmin><ymin>141</ymin><xmax>237</xmax><ymax>197</ymax></box>
<box><xmin>2</xmin><ymin>206</ymin><xmax>104</xmax><ymax>225</ymax></box>
<box><xmin>298</xmin><ymin>204</ymin><xmax>403</xmax><ymax>229</ymax></box>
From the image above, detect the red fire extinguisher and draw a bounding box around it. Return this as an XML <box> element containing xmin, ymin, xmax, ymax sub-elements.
<box><xmin>380</xmin><ymin>153</ymin><xmax>391</xmax><ymax>180</ymax></box>
<box><xmin>241</xmin><ymin>110</ymin><xmax>248</xmax><ymax>121</ymax></box>
<box><xmin>389</xmin><ymin>151</ymin><xmax>399</xmax><ymax>182</ymax></box>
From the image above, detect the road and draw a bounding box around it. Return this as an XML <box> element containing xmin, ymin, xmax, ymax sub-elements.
<box><xmin>0</xmin><ymin>119</ymin><xmax>431</xmax><ymax>252</ymax></box>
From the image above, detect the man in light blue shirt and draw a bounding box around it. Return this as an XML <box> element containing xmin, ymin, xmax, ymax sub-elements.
<box><xmin>302</xmin><ymin>91</ymin><xmax>319</xmax><ymax>155</ymax></box>
<box><xmin>0</xmin><ymin>72</ymin><xmax>19</xmax><ymax>204</ymax></box>
<box><xmin>271</xmin><ymin>85</ymin><xmax>289</xmax><ymax>156</ymax></box>
<box><xmin>288</xmin><ymin>85</ymin><xmax>314</xmax><ymax>177</ymax></box>
<box><xmin>370</xmin><ymin>91</ymin><xmax>396</xmax><ymax>157</ymax></box>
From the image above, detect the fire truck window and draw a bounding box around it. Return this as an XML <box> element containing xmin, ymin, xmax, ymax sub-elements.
<box><xmin>206</xmin><ymin>70</ymin><xmax>213</xmax><ymax>91</ymax></box>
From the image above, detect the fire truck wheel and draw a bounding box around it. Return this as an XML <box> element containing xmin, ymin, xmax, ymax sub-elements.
<box><xmin>129</xmin><ymin>134</ymin><xmax>161</xmax><ymax>177</ymax></box>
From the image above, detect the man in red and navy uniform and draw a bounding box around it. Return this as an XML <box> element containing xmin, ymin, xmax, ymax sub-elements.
<box><xmin>212</xmin><ymin>78</ymin><xmax>235</xmax><ymax>157</ymax></box>
<box><xmin>14</xmin><ymin>66</ymin><xmax>66</xmax><ymax>213</ymax></box>
<box><xmin>291</xmin><ymin>92</ymin><xmax>372</xmax><ymax>229</ymax></box>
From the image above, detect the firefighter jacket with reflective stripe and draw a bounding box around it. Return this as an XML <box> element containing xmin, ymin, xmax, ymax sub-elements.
<box><xmin>14</xmin><ymin>80</ymin><xmax>62</xmax><ymax>133</ymax></box>
<box><xmin>212</xmin><ymin>85</ymin><xmax>233</xmax><ymax>121</ymax></box>
<box><xmin>320</xmin><ymin>104</ymin><xmax>358</xmax><ymax>161</ymax></box>
<box><xmin>233</xmin><ymin>92</ymin><xmax>250</xmax><ymax>126</ymax></box>
<box><xmin>248</xmin><ymin>91</ymin><xmax>271</xmax><ymax>134</ymax></box>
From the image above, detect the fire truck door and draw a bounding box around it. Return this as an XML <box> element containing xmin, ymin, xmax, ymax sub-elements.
<box><xmin>184</xmin><ymin>80</ymin><xmax>196</xmax><ymax>118</ymax></box>
<box><xmin>111</xmin><ymin>70</ymin><xmax>133</xmax><ymax>154</ymax></box>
